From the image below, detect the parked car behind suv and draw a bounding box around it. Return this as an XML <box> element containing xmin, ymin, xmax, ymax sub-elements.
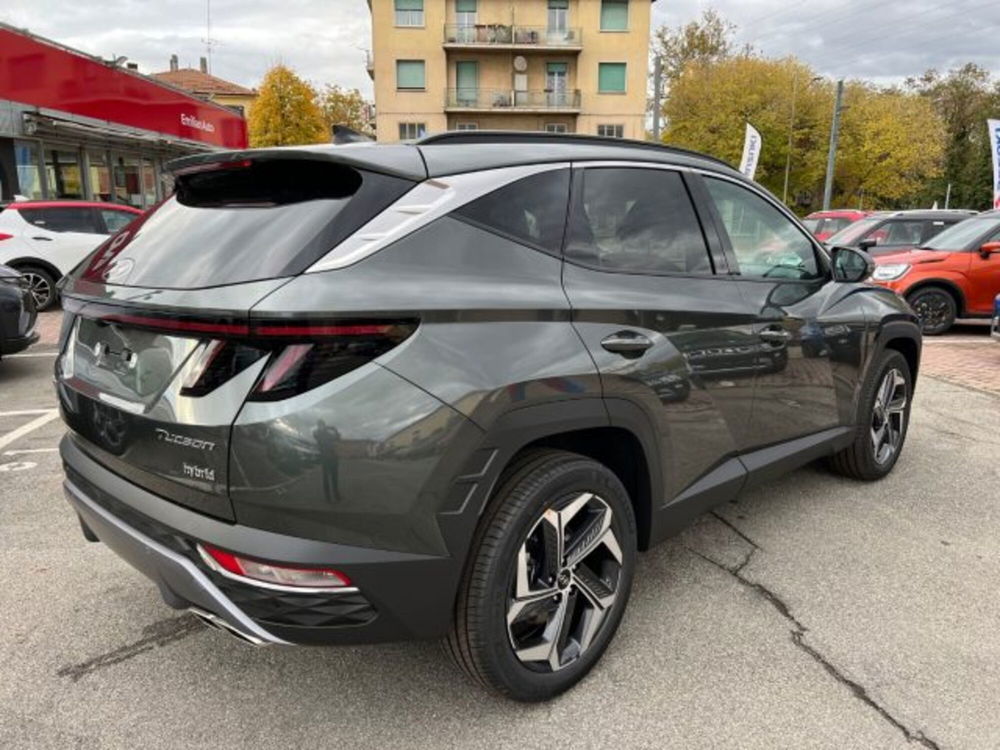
<box><xmin>871</xmin><ymin>210</ymin><xmax>1000</xmax><ymax>334</ymax></box>
<box><xmin>825</xmin><ymin>209</ymin><xmax>976</xmax><ymax>256</ymax></box>
<box><xmin>802</xmin><ymin>209</ymin><xmax>869</xmax><ymax>241</ymax></box>
<box><xmin>0</xmin><ymin>200</ymin><xmax>142</xmax><ymax>310</ymax></box>
<box><xmin>56</xmin><ymin>133</ymin><xmax>921</xmax><ymax>701</ymax></box>
<box><xmin>0</xmin><ymin>263</ymin><xmax>38</xmax><ymax>359</ymax></box>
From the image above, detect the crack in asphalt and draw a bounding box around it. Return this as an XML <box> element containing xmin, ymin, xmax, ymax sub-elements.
<box><xmin>690</xmin><ymin>517</ymin><xmax>943</xmax><ymax>750</ymax></box>
<box><xmin>56</xmin><ymin>615</ymin><xmax>202</xmax><ymax>682</ymax></box>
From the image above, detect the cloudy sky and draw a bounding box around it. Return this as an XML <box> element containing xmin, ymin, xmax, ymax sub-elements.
<box><xmin>3</xmin><ymin>0</ymin><xmax>999</xmax><ymax>95</ymax></box>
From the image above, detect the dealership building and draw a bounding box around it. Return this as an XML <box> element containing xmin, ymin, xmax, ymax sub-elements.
<box><xmin>0</xmin><ymin>24</ymin><xmax>247</xmax><ymax>207</ymax></box>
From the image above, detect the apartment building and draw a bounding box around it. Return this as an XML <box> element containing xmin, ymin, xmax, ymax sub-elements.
<box><xmin>368</xmin><ymin>0</ymin><xmax>655</xmax><ymax>142</ymax></box>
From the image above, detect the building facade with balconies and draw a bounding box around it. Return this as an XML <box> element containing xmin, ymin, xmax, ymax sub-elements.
<box><xmin>368</xmin><ymin>0</ymin><xmax>654</xmax><ymax>141</ymax></box>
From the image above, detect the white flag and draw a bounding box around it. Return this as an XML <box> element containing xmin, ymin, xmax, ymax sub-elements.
<box><xmin>988</xmin><ymin>119</ymin><xmax>1000</xmax><ymax>210</ymax></box>
<box><xmin>739</xmin><ymin>122</ymin><xmax>762</xmax><ymax>180</ymax></box>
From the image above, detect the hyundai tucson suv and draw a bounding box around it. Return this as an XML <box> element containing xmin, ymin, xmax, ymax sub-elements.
<box><xmin>871</xmin><ymin>210</ymin><xmax>1000</xmax><ymax>334</ymax></box>
<box><xmin>824</xmin><ymin>209</ymin><xmax>976</xmax><ymax>257</ymax></box>
<box><xmin>56</xmin><ymin>132</ymin><xmax>921</xmax><ymax>701</ymax></box>
<box><xmin>0</xmin><ymin>200</ymin><xmax>142</xmax><ymax>310</ymax></box>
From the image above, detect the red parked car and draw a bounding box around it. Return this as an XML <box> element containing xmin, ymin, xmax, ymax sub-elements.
<box><xmin>802</xmin><ymin>209</ymin><xmax>869</xmax><ymax>241</ymax></box>
<box><xmin>870</xmin><ymin>211</ymin><xmax>1000</xmax><ymax>334</ymax></box>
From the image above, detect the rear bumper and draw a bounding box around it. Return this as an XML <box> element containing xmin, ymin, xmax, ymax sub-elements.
<box><xmin>61</xmin><ymin>434</ymin><xmax>461</xmax><ymax>646</ymax></box>
<box><xmin>0</xmin><ymin>330</ymin><xmax>38</xmax><ymax>355</ymax></box>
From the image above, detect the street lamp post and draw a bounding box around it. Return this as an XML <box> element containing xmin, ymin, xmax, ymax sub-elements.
<box><xmin>782</xmin><ymin>75</ymin><xmax>822</xmax><ymax>205</ymax></box>
<box><xmin>822</xmin><ymin>79</ymin><xmax>845</xmax><ymax>211</ymax></box>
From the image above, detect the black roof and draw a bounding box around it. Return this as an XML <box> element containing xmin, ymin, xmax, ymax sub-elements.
<box><xmin>167</xmin><ymin>131</ymin><xmax>743</xmax><ymax>182</ymax></box>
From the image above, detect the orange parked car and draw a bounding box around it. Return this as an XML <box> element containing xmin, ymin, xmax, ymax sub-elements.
<box><xmin>870</xmin><ymin>211</ymin><xmax>1000</xmax><ymax>334</ymax></box>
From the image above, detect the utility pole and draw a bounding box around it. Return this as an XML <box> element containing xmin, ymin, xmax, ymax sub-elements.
<box><xmin>822</xmin><ymin>79</ymin><xmax>844</xmax><ymax>211</ymax></box>
<box><xmin>782</xmin><ymin>75</ymin><xmax>798</xmax><ymax>204</ymax></box>
<box><xmin>652</xmin><ymin>56</ymin><xmax>663</xmax><ymax>141</ymax></box>
<box><xmin>944</xmin><ymin>182</ymin><xmax>952</xmax><ymax>209</ymax></box>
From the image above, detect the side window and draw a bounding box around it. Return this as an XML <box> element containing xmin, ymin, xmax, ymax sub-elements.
<box><xmin>881</xmin><ymin>220</ymin><xmax>923</xmax><ymax>245</ymax></box>
<box><xmin>101</xmin><ymin>209</ymin><xmax>135</xmax><ymax>234</ymax></box>
<box><xmin>20</xmin><ymin>207</ymin><xmax>99</xmax><ymax>233</ymax></box>
<box><xmin>566</xmin><ymin>168</ymin><xmax>713</xmax><ymax>275</ymax></box>
<box><xmin>453</xmin><ymin>169</ymin><xmax>570</xmax><ymax>253</ymax></box>
<box><xmin>704</xmin><ymin>177</ymin><xmax>820</xmax><ymax>280</ymax></box>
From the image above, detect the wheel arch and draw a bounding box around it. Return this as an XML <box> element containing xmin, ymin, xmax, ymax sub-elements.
<box><xmin>5</xmin><ymin>257</ymin><xmax>63</xmax><ymax>282</ymax></box>
<box><xmin>872</xmin><ymin>320</ymin><xmax>922</xmax><ymax>386</ymax></box>
<box><xmin>904</xmin><ymin>278</ymin><xmax>966</xmax><ymax>316</ymax></box>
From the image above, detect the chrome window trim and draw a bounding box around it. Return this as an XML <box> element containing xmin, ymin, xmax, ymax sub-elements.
<box><xmin>306</xmin><ymin>162</ymin><xmax>572</xmax><ymax>273</ymax></box>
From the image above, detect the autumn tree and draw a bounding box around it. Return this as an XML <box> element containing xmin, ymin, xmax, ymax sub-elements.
<box><xmin>318</xmin><ymin>85</ymin><xmax>372</xmax><ymax>135</ymax></box>
<box><xmin>248</xmin><ymin>64</ymin><xmax>327</xmax><ymax>147</ymax></box>
<box><xmin>907</xmin><ymin>64</ymin><xmax>1000</xmax><ymax>210</ymax></box>
<box><xmin>652</xmin><ymin>9</ymin><xmax>738</xmax><ymax>84</ymax></box>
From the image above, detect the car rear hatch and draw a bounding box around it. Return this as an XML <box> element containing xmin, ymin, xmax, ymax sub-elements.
<box><xmin>56</xmin><ymin>150</ymin><xmax>422</xmax><ymax>521</ymax></box>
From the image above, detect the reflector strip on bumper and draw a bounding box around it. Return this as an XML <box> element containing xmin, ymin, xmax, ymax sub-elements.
<box><xmin>63</xmin><ymin>479</ymin><xmax>289</xmax><ymax>646</ymax></box>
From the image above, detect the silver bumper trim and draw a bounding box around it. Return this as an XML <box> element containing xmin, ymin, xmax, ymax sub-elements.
<box><xmin>64</xmin><ymin>479</ymin><xmax>290</xmax><ymax>646</ymax></box>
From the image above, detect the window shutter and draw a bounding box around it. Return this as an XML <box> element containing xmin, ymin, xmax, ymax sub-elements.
<box><xmin>600</xmin><ymin>0</ymin><xmax>628</xmax><ymax>31</ymax></box>
<box><xmin>456</xmin><ymin>0</ymin><xmax>476</xmax><ymax>11</ymax></box>
<box><xmin>548</xmin><ymin>0</ymin><xmax>569</xmax><ymax>8</ymax></box>
<box><xmin>598</xmin><ymin>63</ymin><xmax>627</xmax><ymax>92</ymax></box>
<box><xmin>396</xmin><ymin>60</ymin><xmax>426</xmax><ymax>89</ymax></box>
<box><xmin>395</xmin><ymin>0</ymin><xmax>423</xmax><ymax>10</ymax></box>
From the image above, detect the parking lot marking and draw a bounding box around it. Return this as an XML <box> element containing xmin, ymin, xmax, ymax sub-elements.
<box><xmin>7</xmin><ymin>351</ymin><xmax>58</xmax><ymax>358</ymax></box>
<box><xmin>0</xmin><ymin>409</ymin><xmax>56</xmax><ymax>417</ymax></box>
<box><xmin>3</xmin><ymin>448</ymin><xmax>59</xmax><ymax>456</ymax></box>
<box><xmin>0</xmin><ymin>409</ymin><xmax>60</xmax><ymax>451</ymax></box>
<box><xmin>0</xmin><ymin>461</ymin><xmax>37</xmax><ymax>472</ymax></box>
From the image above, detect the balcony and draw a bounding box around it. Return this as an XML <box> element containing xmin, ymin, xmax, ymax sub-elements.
<box><xmin>443</xmin><ymin>25</ymin><xmax>583</xmax><ymax>51</ymax></box>
<box><xmin>365</xmin><ymin>50</ymin><xmax>374</xmax><ymax>80</ymax></box>
<box><xmin>445</xmin><ymin>88</ymin><xmax>581</xmax><ymax>113</ymax></box>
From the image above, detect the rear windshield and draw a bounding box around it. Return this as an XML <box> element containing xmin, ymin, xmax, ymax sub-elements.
<box><xmin>77</xmin><ymin>160</ymin><xmax>414</xmax><ymax>288</ymax></box>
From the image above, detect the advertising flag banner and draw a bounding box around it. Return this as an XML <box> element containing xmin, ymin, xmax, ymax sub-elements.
<box><xmin>739</xmin><ymin>122</ymin><xmax>762</xmax><ymax>180</ymax></box>
<box><xmin>989</xmin><ymin>119</ymin><xmax>1000</xmax><ymax>209</ymax></box>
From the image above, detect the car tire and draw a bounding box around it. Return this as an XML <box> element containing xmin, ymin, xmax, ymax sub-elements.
<box><xmin>829</xmin><ymin>349</ymin><xmax>912</xmax><ymax>481</ymax></box>
<box><xmin>446</xmin><ymin>449</ymin><xmax>637</xmax><ymax>702</ymax></box>
<box><xmin>906</xmin><ymin>287</ymin><xmax>956</xmax><ymax>335</ymax></box>
<box><xmin>19</xmin><ymin>266</ymin><xmax>58</xmax><ymax>311</ymax></box>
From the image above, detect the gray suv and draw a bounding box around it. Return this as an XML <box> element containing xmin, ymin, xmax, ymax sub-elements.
<box><xmin>56</xmin><ymin>132</ymin><xmax>921</xmax><ymax>701</ymax></box>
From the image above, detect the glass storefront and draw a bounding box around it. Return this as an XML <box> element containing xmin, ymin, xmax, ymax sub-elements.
<box><xmin>88</xmin><ymin>150</ymin><xmax>112</xmax><ymax>201</ymax></box>
<box><xmin>45</xmin><ymin>148</ymin><xmax>84</xmax><ymax>198</ymax></box>
<box><xmin>113</xmin><ymin>155</ymin><xmax>142</xmax><ymax>207</ymax></box>
<box><xmin>14</xmin><ymin>141</ymin><xmax>43</xmax><ymax>199</ymax></box>
<box><xmin>142</xmin><ymin>159</ymin><xmax>157</xmax><ymax>207</ymax></box>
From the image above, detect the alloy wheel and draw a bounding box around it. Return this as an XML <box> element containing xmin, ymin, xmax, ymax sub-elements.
<box><xmin>22</xmin><ymin>272</ymin><xmax>52</xmax><ymax>309</ymax></box>
<box><xmin>870</xmin><ymin>368</ymin><xmax>907</xmax><ymax>465</ymax></box>
<box><xmin>911</xmin><ymin>292</ymin><xmax>951</xmax><ymax>332</ymax></box>
<box><xmin>506</xmin><ymin>492</ymin><xmax>623</xmax><ymax>672</ymax></box>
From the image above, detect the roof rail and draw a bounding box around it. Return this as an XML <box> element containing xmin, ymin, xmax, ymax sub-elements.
<box><xmin>416</xmin><ymin>130</ymin><xmax>735</xmax><ymax>170</ymax></box>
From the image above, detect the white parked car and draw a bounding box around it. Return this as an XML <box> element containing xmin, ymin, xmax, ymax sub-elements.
<box><xmin>0</xmin><ymin>200</ymin><xmax>142</xmax><ymax>310</ymax></box>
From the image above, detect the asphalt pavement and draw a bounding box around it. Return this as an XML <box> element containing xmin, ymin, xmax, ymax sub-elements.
<box><xmin>1</xmin><ymin>320</ymin><xmax>998</xmax><ymax>749</ymax></box>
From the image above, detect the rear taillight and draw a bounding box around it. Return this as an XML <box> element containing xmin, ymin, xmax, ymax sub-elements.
<box><xmin>247</xmin><ymin>322</ymin><xmax>416</xmax><ymax>402</ymax></box>
<box><xmin>197</xmin><ymin>543</ymin><xmax>352</xmax><ymax>589</ymax></box>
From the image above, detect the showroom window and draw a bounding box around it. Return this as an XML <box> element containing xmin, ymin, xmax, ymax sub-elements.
<box><xmin>598</xmin><ymin>62</ymin><xmax>627</xmax><ymax>93</ymax></box>
<box><xmin>397</xmin><ymin>60</ymin><xmax>426</xmax><ymax>90</ymax></box>
<box><xmin>395</xmin><ymin>0</ymin><xmax>424</xmax><ymax>27</ymax></box>
<box><xmin>88</xmin><ymin>150</ymin><xmax>112</xmax><ymax>202</ymax></box>
<box><xmin>14</xmin><ymin>141</ymin><xmax>43</xmax><ymax>199</ymax></box>
<box><xmin>45</xmin><ymin>148</ymin><xmax>84</xmax><ymax>199</ymax></box>
<box><xmin>600</xmin><ymin>0</ymin><xmax>629</xmax><ymax>31</ymax></box>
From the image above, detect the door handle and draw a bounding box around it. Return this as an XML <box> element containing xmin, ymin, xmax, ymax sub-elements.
<box><xmin>31</xmin><ymin>236</ymin><xmax>53</xmax><ymax>241</ymax></box>
<box><xmin>759</xmin><ymin>327</ymin><xmax>792</xmax><ymax>344</ymax></box>
<box><xmin>601</xmin><ymin>331</ymin><xmax>653</xmax><ymax>357</ymax></box>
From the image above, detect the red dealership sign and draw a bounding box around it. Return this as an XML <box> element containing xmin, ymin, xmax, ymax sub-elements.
<box><xmin>0</xmin><ymin>27</ymin><xmax>247</xmax><ymax>149</ymax></box>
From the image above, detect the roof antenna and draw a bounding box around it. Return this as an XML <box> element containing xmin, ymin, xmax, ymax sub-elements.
<box><xmin>201</xmin><ymin>0</ymin><xmax>220</xmax><ymax>74</ymax></box>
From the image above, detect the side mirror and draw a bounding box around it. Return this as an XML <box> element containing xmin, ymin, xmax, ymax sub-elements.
<box><xmin>831</xmin><ymin>246</ymin><xmax>875</xmax><ymax>283</ymax></box>
<box><xmin>979</xmin><ymin>241</ymin><xmax>1000</xmax><ymax>259</ymax></box>
<box><xmin>857</xmin><ymin>238</ymin><xmax>878</xmax><ymax>251</ymax></box>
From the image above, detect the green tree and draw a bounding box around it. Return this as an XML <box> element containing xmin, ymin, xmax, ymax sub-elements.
<box><xmin>248</xmin><ymin>64</ymin><xmax>327</xmax><ymax>147</ymax></box>
<box><xmin>318</xmin><ymin>84</ymin><xmax>372</xmax><ymax>134</ymax></box>
<box><xmin>907</xmin><ymin>64</ymin><xmax>1000</xmax><ymax>210</ymax></box>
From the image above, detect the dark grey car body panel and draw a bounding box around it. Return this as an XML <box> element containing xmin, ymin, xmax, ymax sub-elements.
<box><xmin>55</xmin><ymin>135</ymin><xmax>923</xmax><ymax>645</ymax></box>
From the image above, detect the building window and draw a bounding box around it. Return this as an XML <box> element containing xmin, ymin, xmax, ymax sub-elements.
<box><xmin>600</xmin><ymin>0</ymin><xmax>629</xmax><ymax>31</ymax></box>
<box><xmin>598</xmin><ymin>62</ymin><xmax>627</xmax><ymax>93</ymax></box>
<box><xmin>456</xmin><ymin>0</ymin><xmax>477</xmax><ymax>26</ymax></box>
<box><xmin>45</xmin><ymin>148</ymin><xmax>83</xmax><ymax>199</ymax></box>
<box><xmin>456</xmin><ymin>122</ymin><xmax>479</xmax><ymax>130</ymax></box>
<box><xmin>399</xmin><ymin>122</ymin><xmax>427</xmax><ymax>140</ymax></box>
<box><xmin>87</xmin><ymin>150</ymin><xmax>112</xmax><ymax>201</ymax></box>
<box><xmin>396</xmin><ymin>60</ymin><xmax>426</xmax><ymax>90</ymax></box>
<box><xmin>545</xmin><ymin>123</ymin><xmax>568</xmax><ymax>133</ymax></box>
<box><xmin>548</xmin><ymin>0</ymin><xmax>568</xmax><ymax>32</ymax></box>
<box><xmin>597</xmin><ymin>124</ymin><xmax>624</xmax><ymax>138</ymax></box>
<box><xmin>14</xmin><ymin>141</ymin><xmax>43</xmax><ymax>199</ymax></box>
<box><xmin>395</xmin><ymin>0</ymin><xmax>424</xmax><ymax>27</ymax></box>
